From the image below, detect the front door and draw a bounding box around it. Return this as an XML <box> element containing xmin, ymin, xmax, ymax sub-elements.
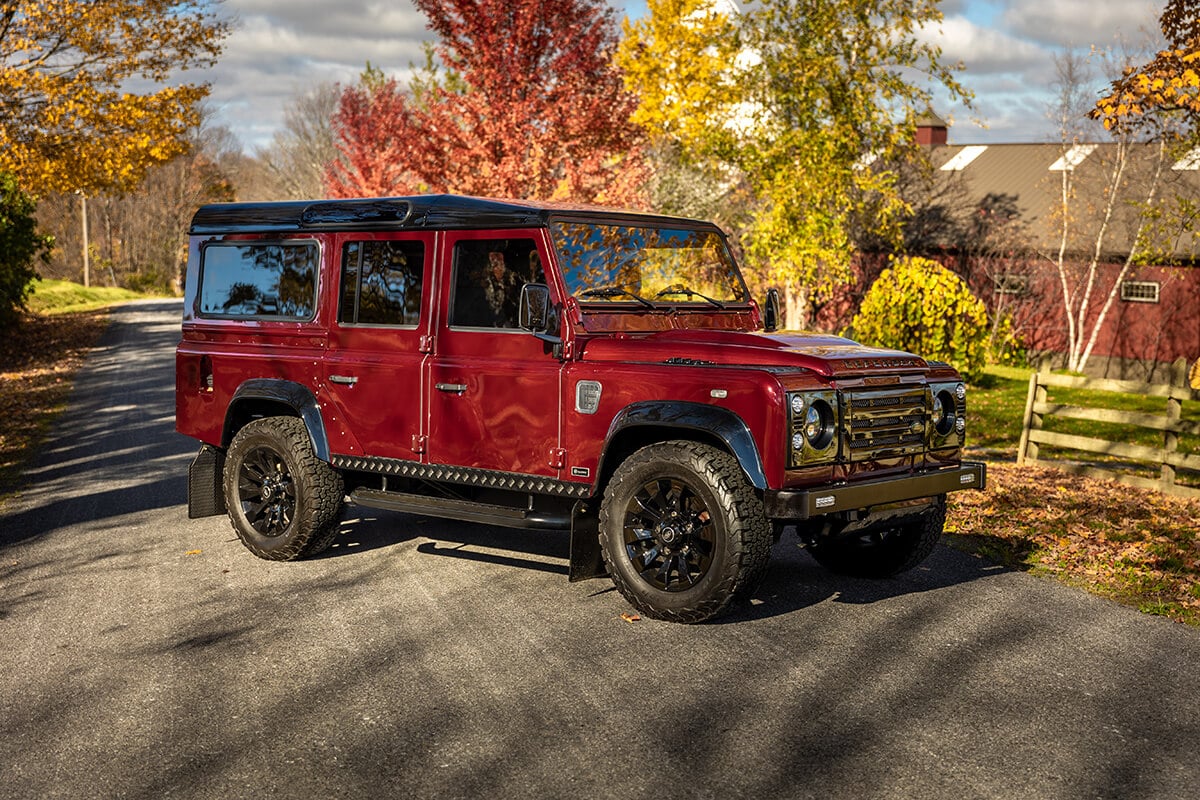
<box><xmin>426</xmin><ymin>230</ymin><xmax>562</xmax><ymax>478</ymax></box>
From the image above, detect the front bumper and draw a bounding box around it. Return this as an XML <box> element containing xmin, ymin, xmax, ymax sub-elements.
<box><xmin>764</xmin><ymin>461</ymin><xmax>986</xmax><ymax>521</ymax></box>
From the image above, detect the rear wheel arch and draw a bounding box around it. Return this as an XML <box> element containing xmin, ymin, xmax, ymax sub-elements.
<box><xmin>222</xmin><ymin>379</ymin><xmax>331</xmax><ymax>462</ymax></box>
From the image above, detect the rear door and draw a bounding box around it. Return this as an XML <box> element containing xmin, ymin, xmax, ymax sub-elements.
<box><xmin>321</xmin><ymin>231</ymin><xmax>434</xmax><ymax>461</ymax></box>
<box><xmin>425</xmin><ymin>230</ymin><xmax>563</xmax><ymax>477</ymax></box>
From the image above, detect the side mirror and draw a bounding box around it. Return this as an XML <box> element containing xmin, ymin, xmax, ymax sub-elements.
<box><xmin>520</xmin><ymin>283</ymin><xmax>563</xmax><ymax>352</ymax></box>
<box><xmin>764</xmin><ymin>288</ymin><xmax>781</xmax><ymax>332</ymax></box>
<box><xmin>519</xmin><ymin>283</ymin><xmax>553</xmax><ymax>332</ymax></box>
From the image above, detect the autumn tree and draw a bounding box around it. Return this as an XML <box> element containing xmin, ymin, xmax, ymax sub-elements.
<box><xmin>619</xmin><ymin>0</ymin><xmax>972</xmax><ymax>329</ymax></box>
<box><xmin>326</xmin><ymin>0</ymin><xmax>646</xmax><ymax>205</ymax></box>
<box><xmin>36</xmin><ymin>117</ymin><xmax>238</xmax><ymax>292</ymax></box>
<box><xmin>0</xmin><ymin>1</ymin><xmax>229</xmax><ymax>195</ymax></box>
<box><xmin>1094</xmin><ymin>0</ymin><xmax>1200</xmax><ymax>134</ymax></box>
<box><xmin>613</xmin><ymin>1</ymin><xmax>751</xmax><ymax>239</ymax></box>
<box><xmin>1043</xmin><ymin>45</ymin><xmax>1199</xmax><ymax>375</ymax></box>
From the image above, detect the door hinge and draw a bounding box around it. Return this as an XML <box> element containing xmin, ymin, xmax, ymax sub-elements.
<box><xmin>412</xmin><ymin>434</ymin><xmax>428</xmax><ymax>454</ymax></box>
<box><xmin>548</xmin><ymin>447</ymin><xmax>567</xmax><ymax>469</ymax></box>
<box><xmin>419</xmin><ymin>334</ymin><xmax>434</xmax><ymax>354</ymax></box>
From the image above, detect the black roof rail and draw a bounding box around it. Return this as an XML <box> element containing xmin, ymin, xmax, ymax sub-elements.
<box><xmin>188</xmin><ymin>193</ymin><xmax>719</xmax><ymax>236</ymax></box>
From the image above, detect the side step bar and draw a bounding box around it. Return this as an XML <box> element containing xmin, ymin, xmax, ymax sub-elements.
<box><xmin>350</xmin><ymin>488</ymin><xmax>571</xmax><ymax>530</ymax></box>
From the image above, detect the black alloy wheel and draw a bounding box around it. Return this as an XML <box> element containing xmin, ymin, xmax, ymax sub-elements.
<box><xmin>622</xmin><ymin>477</ymin><xmax>716</xmax><ymax>591</ymax></box>
<box><xmin>236</xmin><ymin>445</ymin><xmax>297</xmax><ymax>536</ymax></box>
<box><xmin>599</xmin><ymin>441</ymin><xmax>772</xmax><ymax>623</ymax></box>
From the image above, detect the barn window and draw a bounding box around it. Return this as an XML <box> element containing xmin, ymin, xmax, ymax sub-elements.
<box><xmin>1120</xmin><ymin>280</ymin><xmax>1160</xmax><ymax>303</ymax></box>
<box><xmin>993</xmin><ymin>274</ymin><xmax>1030</xmax><ymax>296</ymax></box>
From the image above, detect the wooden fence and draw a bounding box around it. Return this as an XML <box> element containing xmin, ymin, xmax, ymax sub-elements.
<box><xmin>1017</xmin><ymin>358</ymin><xmax>1200</xmax><ymax>498</ymax></box>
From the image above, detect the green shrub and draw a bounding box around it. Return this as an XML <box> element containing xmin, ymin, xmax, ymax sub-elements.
<box><xmin>0</xmin><ymin>173</ymin><xmax>52</xmax><ymax>327</ymax></box>
<box><xmin>848</xmin><ymin>255</ymin><xmax>990</xmax><ymax>381</ymax></box>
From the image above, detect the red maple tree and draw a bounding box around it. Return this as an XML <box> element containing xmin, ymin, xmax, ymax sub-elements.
<box><xmin>324</xmin><ymin>0</ymin><xmax>647</xmax><ymax>206</ymax></box>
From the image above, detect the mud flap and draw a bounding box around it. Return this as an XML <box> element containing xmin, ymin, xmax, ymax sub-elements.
<box><xmin>188</xmin><ymin>445</ymin><xmax>227</xmax><ymax>519</ymax></box>
<box><xmin>568</xmin><ymin>499</ymin><xmax>607</xmax><ymax>581</ymax></box>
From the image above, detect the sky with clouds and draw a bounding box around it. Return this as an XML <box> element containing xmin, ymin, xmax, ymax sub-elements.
<box><xmin>204</xmin><ymin>0</ymin><xmax>1166</xmax><ymax>152</ymax></box>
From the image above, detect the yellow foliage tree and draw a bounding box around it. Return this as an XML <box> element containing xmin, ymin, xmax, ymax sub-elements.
<box><xmin>0</xmin><ymin>1</ymin><xmax>229</xmax><ymax>194</ymax></box>
<box><xmin>849</xmin><ymin>256</ymin><xmax>990</xmax><ymax>382</ymax></box>
<box><xmin>616</xmin><ymin>0</ymin><xmax>741</xmax><ymax>150</ymax></box>
<box><xmin>618</xmin><ymin>0</ymin><xmax>972</xmax><ymax>330</ymax></box>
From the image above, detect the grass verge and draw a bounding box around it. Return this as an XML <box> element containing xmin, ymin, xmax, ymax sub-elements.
<box><xmin>26</xmin><ymin>279</ymin><xmax>154</xmax><ymax>315</ymax></box>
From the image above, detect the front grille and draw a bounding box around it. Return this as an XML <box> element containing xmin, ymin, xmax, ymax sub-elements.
<box><xmin>842</xmin><ymin>387</ymin><xmax>928</xmax><ymax>461</ymax></box>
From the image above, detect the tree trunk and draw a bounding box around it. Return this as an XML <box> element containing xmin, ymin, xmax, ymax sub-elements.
<box><xmin>784</xmin><ymin>284</ymin><xmax>809</xmax><ymax>331</ymax></box>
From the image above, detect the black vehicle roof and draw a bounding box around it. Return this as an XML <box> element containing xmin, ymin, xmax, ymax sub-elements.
<box><xmin>189</xmin><ymin>194</ymin><xmax>719</xmax><ymax>235</ymax></box>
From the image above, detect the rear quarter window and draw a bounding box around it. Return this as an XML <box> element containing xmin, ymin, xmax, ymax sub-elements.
<box><xmin>198</xmin><ymin>241</ymin><xmax>320</xmax><ymax>320</ymax></box>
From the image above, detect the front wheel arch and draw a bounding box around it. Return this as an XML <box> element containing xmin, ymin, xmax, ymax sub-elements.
<box><xmin>595</xmin><ymin>401</ymin><xmax>768</xmax><ymax>496</ymax></box>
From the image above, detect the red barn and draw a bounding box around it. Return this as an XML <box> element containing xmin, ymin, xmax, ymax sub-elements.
<box><xmin>909</xmin><ymin>114</ymin><xmax>1200</xmax><ymax>380</ymax></box>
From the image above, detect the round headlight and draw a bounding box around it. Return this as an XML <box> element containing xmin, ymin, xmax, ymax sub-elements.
<box><xmin>804</xmin><ymin>406</ymin><xmax>821</xmax><ymax>438</ymax></box>
<box><xmin>803</xmin><ymin>399</ymin><xmax>835</xmax><ymax>449</ymax></box>
<box><xmin>955</xmin><ymin>383</ymin><xmax>966</xmax><ymax>401</ymax></box>
<box><xmin>934</xmin><ymin>390</ymin><xmax>956</xmax><ymax>436</ymax></box>
<box><xmin>790</xmin><ymin>394</ymin><xmax>805</xmax><ymax>415</ymax></box>
<box><xmin>955</xmin><ymin>416</ymin><xmax>966</xmax><ymax>434</ymax></box>
<box><xmin>791</xmin><ymin>432</ymin><xmax>805</xmax><ymax>451</ymax></box>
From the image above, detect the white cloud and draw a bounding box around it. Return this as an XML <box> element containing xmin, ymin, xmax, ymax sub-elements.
<box><xmin>925</xmin><ymin>15</ymin><xmax>1051</xmax><ymax>78</ymax></box>
<box><xmin>921</xmin><ymin>3</ymin><xmax>1167</xmax><ymax>144</ymax></box>
<box><xmin>205</xmin><ymin>1</ymin><xmax>433</xmax><ymax>150</ymax></box>
<box><xmin>998</xmin><ymin>0</ymin><xmax>1161</xmax><ymax>50</ymax></box>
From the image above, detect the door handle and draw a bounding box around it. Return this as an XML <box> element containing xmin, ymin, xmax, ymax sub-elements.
<box><xmin>329</xmin><ymin>374</ymin><xmax>358</xmax><ymax>386</ymax></box>
<box><xmin>435</xmin><ymin>382</ymin><xmax>468</xmax><ymax>394</ymax></box>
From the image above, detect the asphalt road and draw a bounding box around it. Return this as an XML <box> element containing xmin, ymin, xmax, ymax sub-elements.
<box><xmin>2</xmin><ymin>300</ymin><xmax>1199</xmax><ymax>800</ymax></box>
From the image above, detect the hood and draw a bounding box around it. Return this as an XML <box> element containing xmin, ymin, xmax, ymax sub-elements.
<box><xmin>579</xmin><ymin>329</ymin><xmax>927</xmax><ymax>377</ymax></box>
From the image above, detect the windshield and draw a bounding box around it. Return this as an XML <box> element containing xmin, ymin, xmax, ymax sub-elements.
<box><xmin>550</xmin><ymin>221</ymin><xmax>748</xmax><ymax>306</ymax></box>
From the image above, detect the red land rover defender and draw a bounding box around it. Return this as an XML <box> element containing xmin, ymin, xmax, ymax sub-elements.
<box><xmin>177</xmin><ymin>195</ymin><xmax>985</xmax><ymax>622</ymax></box>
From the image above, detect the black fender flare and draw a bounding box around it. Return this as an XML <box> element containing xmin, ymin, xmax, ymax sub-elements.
<box><xmin>223</xmin><ymin>379</ymin><xmax>331</xmax><ymax>462</ymax></box>
<box><xmin>597</xmin><ymin>401</ymin><xmax>768</xmax><ymax>491</ymax></box>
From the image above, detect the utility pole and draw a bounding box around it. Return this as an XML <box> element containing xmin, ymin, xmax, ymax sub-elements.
<box><xmin>79</xmin><ymin>192</ymin><xmax>90</xmax><ymax>287</ymax></box>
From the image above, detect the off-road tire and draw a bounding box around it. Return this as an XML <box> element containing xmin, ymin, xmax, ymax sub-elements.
<box><xmin>807</xmin><ymin>497</ymin><xmax>946</xmax><ymax>578</ymax></box>
<box><xmin>223</xmin><ymin>416</ymin><xmax>344</xmax><ymax>561</ymax></box>
<box><xmin>598</xmin><ymin>441</ymin><xmax>772</xmax><ymax>623</ymax></box>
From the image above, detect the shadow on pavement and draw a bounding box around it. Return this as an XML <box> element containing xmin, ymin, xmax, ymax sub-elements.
<box><xmin>0</xmin><ymin>300</ymin><xmax>193</xmax><ymax>549</ymax></box>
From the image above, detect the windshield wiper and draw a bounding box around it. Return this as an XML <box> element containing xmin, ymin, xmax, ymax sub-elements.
<box><xmin>654</xmin><ymin>284</ymin><xmax>727</xmax><ymax>309</ymax></box>
<box><xmin>579</xmin><ymin>286</ymin><xmax>657</xmax><ymax>309</ymax></box>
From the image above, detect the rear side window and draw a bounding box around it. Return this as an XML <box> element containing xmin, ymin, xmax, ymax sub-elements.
<box><xmin>339</xmin><ymin>240</ymin><xmax>424</xmax><ymax>326</ymax></box>
<box><xmin>198</xmin><ymin>241</ymin><xmax>319</xmax><ymax>320</ymax></box>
